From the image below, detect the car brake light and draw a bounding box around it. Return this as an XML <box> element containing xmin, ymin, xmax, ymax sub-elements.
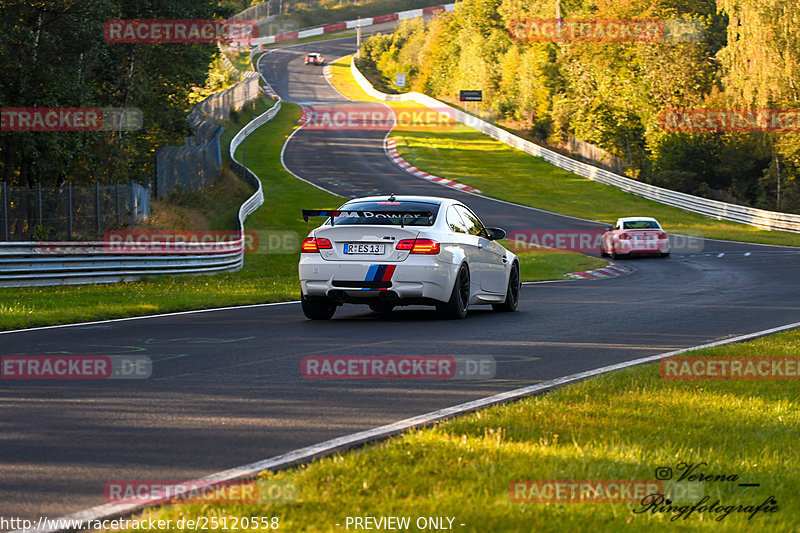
<box><xmin>658</xmin><ymin>232</ymin><xmax>668</xmax><ymax>239</ymax></box>
<box><xmin>301</xmin><ymin>237</ymin><xmax>332</xmax><ymax>253</ymax></box>
<box><xmin>619</xmin><ymin>233</ymin><xmax>631</xmax><ymax>240</ymax></box>
<box><xmin>301</xmin><ymin>238</ymin><xmax>317</xmax><ymax>252</ymax></box>
<box><xmin>396</xmin><ymin>239</ymin><xmax>440</xmax><ymax>254</ymax></box>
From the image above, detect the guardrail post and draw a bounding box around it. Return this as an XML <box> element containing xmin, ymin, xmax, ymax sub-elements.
<box><xmin>37</xmin><ymin>182</ymin><xmax>43</xmax><ymax>226</ymax></box>
<box><xmin>1</xmin><ymin>182</ymin><xmax>8</xmax><ymax>241</ymax></box>
<box><xmin>94</xmin><ymin>182</ymin><xmax>101</xmax><ymax>236</ymax></box>
<box><xmin>67</xmin><ymin>182</ymin><xmax>73</xmax><ymax>240</ymax></box>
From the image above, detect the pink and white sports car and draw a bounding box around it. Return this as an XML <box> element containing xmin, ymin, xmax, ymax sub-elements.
<box><xmin>600</xmin><ymin>217</ymin><xmax>670</xmax><ymax>259</ymax></box>
<box><xmin>304</xmin><ymin>53</ymin><xmax>324</xmax><ymax>65</ymax></box>
<box><xmin>298</xmin><ymin>195</ymin><xmax>520</xmax><ymax>320</ymax></box>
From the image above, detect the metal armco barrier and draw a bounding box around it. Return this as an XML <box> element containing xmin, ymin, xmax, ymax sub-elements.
<box><xmin>250</xmin><ymin>3</ymin><xmax>456</xmax><ymax>46</ymax></box>
<box><xmin>0</xmin><ymin>95</ymin><xmax>278</xmax><ymax>287</ymax></box>
<box><xmin>351</xmin><ymin>58</ymin><xmax>800</xmax><ymax>233</ymax></box>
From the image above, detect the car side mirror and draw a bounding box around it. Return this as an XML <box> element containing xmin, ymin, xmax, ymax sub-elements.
<box><xmin>485</xmin><ymin>227</ymin><xmax>506</xmax><ymax>241</ymax></box>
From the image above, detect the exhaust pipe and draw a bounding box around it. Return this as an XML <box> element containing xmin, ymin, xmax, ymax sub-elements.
<box><xmin>379</xmin><ymin>290</ymin><xmax>398</xmax><ymax>301</ymax></box>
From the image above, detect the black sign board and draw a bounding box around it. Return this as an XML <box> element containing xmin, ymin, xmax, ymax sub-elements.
<box><xmin>459</xmin><ymin>90</ymin><xmax>482</xmax><ymax>102</ymax></box>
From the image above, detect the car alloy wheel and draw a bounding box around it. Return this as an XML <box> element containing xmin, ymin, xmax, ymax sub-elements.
<box><xmin>438</xmin><ymin>264</ymin><xmax>470</xmax><ymax>319</ymax></box>
<box><xmin>493</xmin><ymin>262</ymin><xmax>520</xmax><ymax>312</ymax></box>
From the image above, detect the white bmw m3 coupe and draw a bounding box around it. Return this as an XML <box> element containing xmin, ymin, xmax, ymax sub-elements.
<box><xmin>298</xmin><ymin>195</ymin><xmax>520</xmax><ymax>320</ymax></box>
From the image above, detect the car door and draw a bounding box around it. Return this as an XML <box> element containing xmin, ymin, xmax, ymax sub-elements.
<box><xmin>446</xmin><ymin>205</ymin><xmax>482</xmax><ymax>289</ymax></box>
<box><xmin>455</xmin><ymin>205</ymin><xmax>507</xmax><ymax>293</ymax></box>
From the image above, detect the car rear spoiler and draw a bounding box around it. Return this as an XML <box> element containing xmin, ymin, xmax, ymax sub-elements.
<box><xmin>302</xmin><ymin>209</ymin><xmax>433</xmax><ymax>227</ymax></box>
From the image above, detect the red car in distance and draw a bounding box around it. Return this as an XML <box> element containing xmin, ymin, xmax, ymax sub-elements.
<box><xmin>305</xmin><ymin>53</ymin><xmax>324</xmax><ymax>65</ymax></box>
<box><xmin>600</xmin><ymin>217</ymin><xmax>670</xmax><ymax>259</ymax></box>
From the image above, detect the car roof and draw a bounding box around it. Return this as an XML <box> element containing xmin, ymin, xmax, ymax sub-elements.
<box><xmin>617</xmin><ymin>217</ymin><xmax>660</xmax><ymax>222</ymax></box>
<box><xmin>343</xmin><ymin>195</ymin><xmax>452</xmax><ymax>206</ymax></box>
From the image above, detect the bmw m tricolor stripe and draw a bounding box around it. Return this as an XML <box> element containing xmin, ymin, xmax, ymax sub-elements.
<box><xmin>364</xmin><ymin>264</ymin><xmax>397</xmax><ymax>289</ymax></box>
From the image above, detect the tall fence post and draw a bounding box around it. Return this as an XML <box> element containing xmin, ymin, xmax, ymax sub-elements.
<box><xmin>94</xmin><ymin>182</ymin><xmax>101</xmax><ymax>236</ymax></box>
<box><xmin>1</xmin><ymin>182</ymin><xmax>8</xmax><ymax>241</ymax></box>
<box><xmin>67</xmin><ymin>182</ymin><xmax>73</xmax><ymax>240</ymax></box>
<box><xmin>115</xmin><ymin>183</ymin><xmax>121</xmax><ymax>226</ymax></box>
<box><xmin>37</xmin><ymin>182</ymin><xmax>43</xmax><ymax>226</ymax></box>
<box><xmin>130</xmin><ymin>182</ymin><xmax>136</xmax><ymax>223</ymax></box>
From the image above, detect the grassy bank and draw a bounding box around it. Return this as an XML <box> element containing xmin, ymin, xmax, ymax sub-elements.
<box><xmin>328</xmin><ymin>55</ymin><xmax>800</xmax><ymax>248</ymax></box>
<box><xmin>117</xmin><ymin>325</ymin><xmax>800</xmax><ymax>532</ymax></box>
<box><xmin>0</xmin><ymin>103</ymin><xmax>325</xmax><ymax>331</ymax></box>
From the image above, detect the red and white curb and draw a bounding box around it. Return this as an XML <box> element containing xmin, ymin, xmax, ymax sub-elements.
<box><xmin>323</xmin><ymin>66</ymin><xmax>333</xmax><ymax>80</ymax></box>
<box><xmin>261</xmin><ymin>84</ymin><xmax>278</xmax><ymax>99</ymax></box>
<box><xmin>565</xmin><ymin>263</ymin><xmax>631</xmax><ymax>280</ymax></box>
<box><xmin>253</xmin><ymin>4</ymin><xmax>455</xmax><ymax>46</ymax></box>
<box><xmin>385</xmin><ymin>139</ymin><xmax>481</xmax><ymax>193</ymax></box>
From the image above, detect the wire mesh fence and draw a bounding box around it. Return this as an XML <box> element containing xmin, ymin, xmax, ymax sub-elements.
<box><xmin>565</xmin><ymin>136</ymin><xmax>627</xmax><ymax>175</ymax></box>
<box><xmin>0</xmin><ymin>182</ymin><xmax>149</xmax><ymax>241</ymax></box>
<box><xmin>230</xmin><ymin>1</ymin><xmax>274</xmax><ymax>22</ymax></box>
<box><xmin>189</xmin><ymin>71</ymin><xmax>261</xmax><ymax>126</ymax></box>
<box><xmin>155</xmin><ymin>73</ymin><xmax>262</xmax><ymax>199</ymax></box>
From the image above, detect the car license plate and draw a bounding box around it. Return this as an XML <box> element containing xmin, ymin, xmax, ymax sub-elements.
<box><xmin>344</xmin><ymin>243</ymin><xmax>385</xmax><ymax>255</ymax></box>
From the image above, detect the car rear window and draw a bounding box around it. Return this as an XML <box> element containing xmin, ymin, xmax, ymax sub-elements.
<box><xmin>329</xmin><ymin>201</ymin><xmax>440</xmax><ymax>226</ymax></box>
<box><xmin>623</xmin><ymin>220</ymin><xmax>660</xmax><ymax>229</ymax></box>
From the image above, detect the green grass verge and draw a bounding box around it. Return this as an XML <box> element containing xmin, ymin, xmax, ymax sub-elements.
<box><xmin>328</xmin><ymin>55</ymin><xmax>800</xmax><ymax>248</ymax></box>
<box><xmin>0</xmin><ymin>101</ymin><xmax>601</xmax><ymax>331</ymax></box>
<box><xmin>117</xmin><ymin>327</ymin><xmax>800</xmax><ymax>532</ymax></box>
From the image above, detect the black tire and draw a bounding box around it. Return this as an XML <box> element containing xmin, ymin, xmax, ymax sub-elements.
<box><xmin>301</xmin><ymin>294</ymin><xmax>336</xmax><ymax>320</ymax></box>
<box><xmin>611</xmin><ymin>248</ymin><xmax>625</xmax><ymax>260</ymax></box>
<box><xmin>493</xmin><ymin>262</ymin><xmax>520</xmax><ymax>312</ymax></box>
<box><xmin>369</xmin><ymin>302</ymin><xmax>394</xmax><ymax>313</ymax></box>
<box><xmin>437</xmin><ymin>264</ymin><xmax>470</xmax><ymax>319</ymax></box>
<box><xmin>660</xmin><ymin>252</ymin><xmax>670</xmax><ymax>258</ymax></box>
<box><xmin>600</xmin><ymin>248</ymin><xmax>609</xmax><ymax>257</ymax></box>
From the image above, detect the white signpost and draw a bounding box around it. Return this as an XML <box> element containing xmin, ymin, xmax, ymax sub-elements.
<box><xmin>396</xmin><ymin>73</ymin><xmax>406</xmax><ymax>87</ymax></box>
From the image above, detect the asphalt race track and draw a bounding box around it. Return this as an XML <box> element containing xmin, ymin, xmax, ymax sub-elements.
<box><xmin>2</xmin><ymin>36</ymin><xmax>800</xmax><ymax>525</ymax></box>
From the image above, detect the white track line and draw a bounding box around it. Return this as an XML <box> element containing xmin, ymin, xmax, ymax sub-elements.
<box><xmin>0</xmin><ymin>301</ymin><xmax>298</xmax><ymax>336</ymax></box>
<box><xmin>23</xmin><ymin>319</ymin><xmax>800</xmax><ymax>533</ymax></box>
